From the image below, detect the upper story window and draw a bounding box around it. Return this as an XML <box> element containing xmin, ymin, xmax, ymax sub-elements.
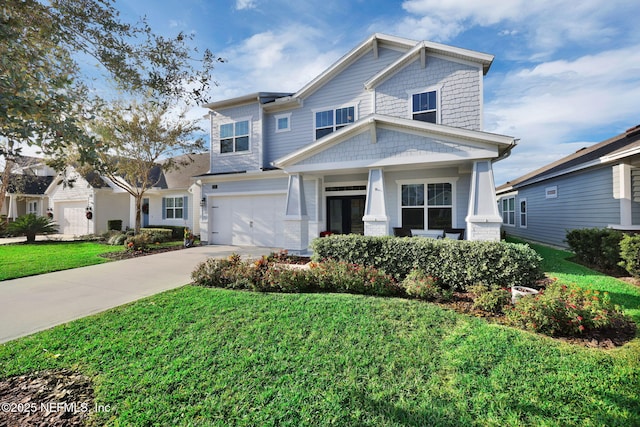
<box><xmin>220</xmin><ymin>120</ymin><xmax>249</xmax><ymax>153</ymax></box>
<box><xmin>275</xmin><ymin>113</ymin><xmax>291</xmax><ymax>133</ymax></box>
<box><xmin>315</xmin><ymin>106</ymin><xmax>355</xmax><ymax>139</ymax></box>
<box><xmin>411</xmin><ymin>90</ymin><xmax>437</xmax><ymax>123</ymax></box>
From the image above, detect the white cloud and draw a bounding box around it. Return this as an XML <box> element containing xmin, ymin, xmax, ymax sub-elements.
<box><xmin>487</xmin><ymin>45</ymin><xmax>640</xmax><ymax>184</ymax></box>
<box><xmin>235</xmin><ymin>0</ymin><xmax>257</xmax><ymax>10</ymax></box>
<box><xmin>211</xmin><ymin>26</ymin><xmax>345</xmax><ymax>98</ymax></box>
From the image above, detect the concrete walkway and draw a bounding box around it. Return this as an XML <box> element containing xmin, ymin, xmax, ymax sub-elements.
<box><xmin>0</xmin><ymin>245</ymin><xmax>276</xmax><ymax>344</ymax></box>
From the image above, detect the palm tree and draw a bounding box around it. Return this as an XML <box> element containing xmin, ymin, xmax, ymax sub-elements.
<box><xmin>8</xmin><ymin>214</ymin><xmax>58</xmax><ymax>243</ymax></box>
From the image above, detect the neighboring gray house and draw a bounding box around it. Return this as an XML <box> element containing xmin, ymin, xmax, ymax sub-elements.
<box><xmin>496</xmin><ymin>124</ymin><xmax>640</xmax><ymax>248</ymax></box>
<box><xmin>197</xmin><ymin>33</ymin><xmax>516</xmax><ymax>252</ymax></box>
<box><xmin>1</xmin><ymin>156</ymin><xmax>55</xmax><ymax>221</ymax></box>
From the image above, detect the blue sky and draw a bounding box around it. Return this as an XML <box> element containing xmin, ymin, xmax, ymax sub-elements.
<box><xmin>115</xmin><ymin>0</ymin><xmax>640</xmax><ymax>185</ymax></box>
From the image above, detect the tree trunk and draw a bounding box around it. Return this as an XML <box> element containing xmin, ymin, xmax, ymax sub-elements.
<box><xmin>25</xmin><ymin>232</ymin><xmax>36</xmax><ymax>243</ymax></box>
<box><xmin>134</xmin><ymin>196</ymin><xmax>142</xmax><ymax>234</ymax></box>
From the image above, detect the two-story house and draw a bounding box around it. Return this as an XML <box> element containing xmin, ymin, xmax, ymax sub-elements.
<box><xmin>197</xmin><ymin>33</ymin><xmax>516</xmax><ymax>252</ymax></box>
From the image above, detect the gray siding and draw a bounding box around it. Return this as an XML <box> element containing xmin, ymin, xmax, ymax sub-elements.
<box><xmin>375</xmin><ymin>56</ymin><xmax>481</xmax><ymax>130</ymax></box>
<box><xmin>210</xmin><ymin>103</ymin><xmax>262</xmax><ymax>174</ymax></box>
<box><xmin>265</xmin><ymin>46</ymin><xmax>405</xmax><ymax>164</ymax></box>
<box><xmin>502</xmin><ymin>166</ymin><xmax>619</xmax><ymax>247</ymax></box>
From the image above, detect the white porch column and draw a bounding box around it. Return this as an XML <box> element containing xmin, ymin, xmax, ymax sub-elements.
<box><xmin>363</xmin><ymin>168</ymin><xmax>389</xmax><ymax>236</ymax></box>
<box><xmin>283</xmin><ymin>173</ymin><xmax>309</xmax><ymax>253</ymax></box>
<box><xmin>466</xmin><ymin>160</ymin><xmax>502</xmax><ymax>241</ymax></box>
<box><xmin>618</xmin><ymin>163</ymin><xmax>632</xmax><ymax>227</ymax></box>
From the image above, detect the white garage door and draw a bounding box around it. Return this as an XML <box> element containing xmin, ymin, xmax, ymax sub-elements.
<box><xmin>210</xmin><ymin>194</ymin><xmax>285</xmax><ymax>248</ymax></box>
<box><xmin>56</xmin><ymin>202</ymin><xmax>90</xmax><ymax>236</ymax></box>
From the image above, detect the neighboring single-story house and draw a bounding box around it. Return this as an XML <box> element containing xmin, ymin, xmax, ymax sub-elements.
<box><xmin>1</xmin><ymin>156</ymin><xmax>55</xmax><ymax>221</ymax></box>
<box><xmin>496</xmin><ymin>124</ymin><xmax>640</xmax><ymax>248</ymax></box>
<box><xmin>197</xmin><ymin>33</ymin><xmax>516</xmax><ymax>252</ymax></box>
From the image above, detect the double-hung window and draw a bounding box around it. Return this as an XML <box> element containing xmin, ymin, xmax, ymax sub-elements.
<box><xmin>220</xmin><ymin>120</ymin><xmax>249</xmax><ymax>153</ymax></box>
<box><xmin>163</xmin><ymin>196</ymin><xmax>188</xmax><ymax>219</ymax></box>
<box><xmin>315</xmin><ymin>106</ymin><xmax>355</xmax><ymax>139</ymax></box>
<box><xmin>400</xmin><ymin>182</ymin><xmax>453</xmax><ymax>230</ymax></box>
<box><xmin>411</xmin><ymin>90</ymin><xmax>437</xmax><ymax>123</ymax></box>
<box><xmin>519</xmin><ymin>199</ymin><xmax>527</xmax><ymax>228</ymax></box>
<box><xmin>501</xmin><ymin>196</ymin><xmax>515</xmax><ymax>226</ymax></box>
<box><xmin>27</xmin><ymin>201</ymin><xmax>38</xmax><ymax>215</ymax></box>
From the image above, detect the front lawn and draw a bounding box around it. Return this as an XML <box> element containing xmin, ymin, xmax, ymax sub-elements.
<box><xmin>0</xmin><ymin>240</ymin><xmax>638</xmax><ymax>426</ymax></box>
<box><xmin>0</xmin><ymin>242</ymin><xmax>124</xmax><ymax>281</ymax></box>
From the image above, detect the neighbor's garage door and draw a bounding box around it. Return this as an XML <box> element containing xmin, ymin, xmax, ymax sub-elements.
<box><xmin>210</xmin><ymin>194</ymin><xmax>285</xmax><ymax>247</ymax></box>
<box><xmin>56</xmin><ymin>201</ymin><xmax>89</xmax><ymax>236</ymax></box>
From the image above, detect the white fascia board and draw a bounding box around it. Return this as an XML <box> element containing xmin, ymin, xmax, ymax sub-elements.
<box><xmin>273</xmin><ymin>115</ymin><xmax>513</xmax><ymax>169</ymax></box>
<box><xmin>202</xmin><ymin>93</ymin><xmax>261</xmax><ymax>110</ymax></box>
<box><xmin>600</xmin><ymin>147</ymin><xmax>640</xmax><ymax>163</ymax></box>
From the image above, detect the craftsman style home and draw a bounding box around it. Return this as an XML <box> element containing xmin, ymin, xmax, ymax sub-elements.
<box><xmin>496</xmin><ymin>125</ymin><xmax>640</xmax><ymax>248</ymax></box>
<box><xmin>197</xmin><ymin>33</ymin><xmax>516</xmax><ymax>252</ymax></box>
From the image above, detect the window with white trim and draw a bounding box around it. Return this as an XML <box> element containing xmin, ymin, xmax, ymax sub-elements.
<box><xmin>519</xmin><ymin>198</ymin><xmax>527</xmax><ymax>228</ymax></box>
<box><xmin>275</xmin><ymin>113</ymin><xmax>291</xmax><ymax>133</ymax></box>
<box><xmin>411</xmin><ymin>90</ymin><xmax>437</xmax><ymax>123</ymax></box>
<box><xmin>164</xmin><ymin>196</ymin><xmax>185</xmax><ymax>219</ymax></box>
<box><xmin>220</xmin><ymin>120</ymin><xmax>250</xmax><ymax>153</ymax></box>
<box><xmin>501</xmin><ymin>196</ymin><xmax>515</xmax><ymax>226</ymax></box>
<box><xmin>27</xmin><ymin>201</ymin><xmax>38</xmax><ymax>215</ymax></box>
<box><xmin>314</xmin><ymin>106</ymin><xmax>355</xmax><ymax>139</ymax></box>
<box><xmin>400</xmin><ymin>182</ymin><xmax>453</xmax><ymax>230</ymax></box>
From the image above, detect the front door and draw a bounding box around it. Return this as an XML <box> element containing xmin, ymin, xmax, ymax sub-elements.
<box><xmin>326</xmin><ymin>196</ymin><xmax>365</xmax><ymax>235</ymax></box>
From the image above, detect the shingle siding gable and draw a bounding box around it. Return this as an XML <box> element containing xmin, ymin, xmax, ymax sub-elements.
<box><xmin>375</xmin><ymin>56</ymin><xmax>481</xmax><ymax>130</ymax></box>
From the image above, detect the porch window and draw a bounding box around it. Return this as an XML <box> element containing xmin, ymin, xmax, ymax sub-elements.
<box><xmin>315</xmin><ymin>106</ymin><xmax>355</xmax><ymax>139</ymax></box>
<box><xmin>163</xmin><ymin>196</ymin><xmax>188</xmax><ymax>219</ymax></box>
<box><xmin>427</xmin><ymin>183</ymin><xmax>452</xmax><ymax>229</ymax></box>
<box><xmin>401</xmin><ymin>182</ymin><xmax>453</xmax><ymax>230</ymax></box>
<box><xmin>519</xmin><ymin>198</ymin><xmax>527</xmax><ymax>228</ymax></box>
<box><xmin>501</xmin><ymin>196</ymin><xmax>515</xmax><ymax>226</ymax></box>
<box><xmin>220</xmin><ymin>120</ymin><xmax>250</xmax><ymax>153</ymax></box>
<box><xmin>412</xmin><ymin>90</ymin><xmax>437</xmax><ymax>123</ymax></box>
<box><xmin>27</xmin><ymin>201</ymin><xmax>38</xmax><ymax>215</ymax></box>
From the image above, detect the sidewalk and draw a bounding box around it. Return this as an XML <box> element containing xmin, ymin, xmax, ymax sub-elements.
<box><xmin>0</xmin><ymin>245</ymin><xmax>276</xmax><ymax>344</ymax></box>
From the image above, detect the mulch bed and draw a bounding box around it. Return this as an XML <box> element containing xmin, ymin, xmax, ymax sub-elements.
<box><xmin>0</xmin><ymin>369</ymin><xmax>94</xmax><ymax>427</ymax></box>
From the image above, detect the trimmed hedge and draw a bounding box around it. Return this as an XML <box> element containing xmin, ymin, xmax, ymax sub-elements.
<box><xmin>146</xmin><ymin>225</ymin><xmax>186</xmax><ymax>240</ymax></box>
<box><xmin>310</xmin><ymin>235</ymin><xmax>543</xmax><ymax>291</ymax></box>
<box><xmin>107</xmin><ymin>219</ymin><xmax>123</xmax><ymax>231</ymax></box>
<box><xmin>139</xmin><ymin>228</ymin><xmax>172</xmax><ymax>243</ymax></box>
<box><xmin>565</xmin><ymin>228</ymin><xmax>624</xmax><ymax>272</ymax></box>
<box><xmin>619</xmin><ymin>234</ymin><xmax>640</xmax><ymax>278</ymax></box>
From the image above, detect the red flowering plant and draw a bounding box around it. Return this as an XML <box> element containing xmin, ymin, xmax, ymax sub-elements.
<box><xmin>401</xmin><ymin>269</ymin><xmax>452</xmax><ymax>302</ymax></box>
<box><xmin>505</xmin><ymin>282</ymin><xmax>632</xmax><ymax>337</ymax></box>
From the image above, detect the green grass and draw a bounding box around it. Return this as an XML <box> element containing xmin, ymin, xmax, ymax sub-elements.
<box><xmin>0</xmin><ymin>242</ymin><xmax>124</xmax><ymax>280</ymax></box>
<box><xmin>0</xmin><ymin>241</ymin><xmax>639</xmax><ymax>426</ymax></box>
<box><xmin>510</xmin><ymin>238</ymin><xmax>640</xmax><ymax>323</ymax></box>
<box><xmin>0</xmin><ymin>241</ymin><xmax>187</xmax><ymax>281</ymax></box>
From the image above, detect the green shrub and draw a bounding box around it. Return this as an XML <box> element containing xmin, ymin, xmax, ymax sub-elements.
<box><xmin>468</xmin><ymin>284</ymin><xmax>511</xmax><ymax>314</ymax></box>
<box><xmin>108</xmin><ymin>233</ymin><xmax>127</xmax><ymax>246</ymax></box>
<box><xmin>311</xmin><ymin>235</ymin><xmax>543</xmax><ymax>291</ymax></box>
<box><xmin>565</xmin><ymin>228</ymin><xmax>625</xmax><ymax>272</ymax></box>
<box><xmin>107</xmin><ymin>219</ymin><xmax>123</xmax><ymax>231</ymax></box>
<box><xmin>146</xmin><ymin>225</ymin><xmax>186</xmax><ymax>240</ymax></box>
<box><xmin>125</xmin><ymin>234</ymin><xmax>152</xmax><ymax>252</ymax></box>
<box><xmin>505</xmin><ymin>282</ymin><xmax>633</xmax><ymax>337</ymax></box>
<box><xmin>260</xmin><ymin>264</ymin><xmax>317</xmax><ymax>293</ymax></box>
<box><xmin>402</xmin><ymin>269</ymin><xmax>452</xmax><ymax>301</ymax></box>
<box><xmin>619</xmin><ymin>233</ymin><xmax>640</xmax><ymax>278</ymax></box>
<box><xmin>140</xmin><ymin>228</ymin><xmax>172</xmax><ymax>243</ymax></box>
<box><xmin>310</xmin><ymin>259</ymin><xmax>402</xmax><ymax>296</ymax></box>
<box><xmin>7</xmin><ymin>213</ymin><xmax>58</xmax><ymax>243</ymax></box>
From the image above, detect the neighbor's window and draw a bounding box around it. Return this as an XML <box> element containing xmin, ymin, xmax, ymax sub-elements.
<box><xmin>519</xmin><ymin>198</ymin><xmax>527</xmax><ymax>228</ymax></box>
<box><xmin>401</xmin><ymin>182</ymin><xmax>453</xmax><ymax>230</ymax></box>
<box><xmin>27</xmin><ymin>201</ymin><xmax>38</xmax><ymax>215</ymax></box>
<box><xmin>220</xmin><ymin>120</ymin><xmax>250</xmax><ymax>153</ymax></box>
<box><xmin>502</xmin><ymin>196</ymin><xmax>515</xmax><ymax>226</ymax></box>
<box><xmin>275</xmin><ymin>114</ymin><xmax>291</xmax><ymax>133</ymax></box>
<box><xmin>315</xmin><ymin>106</ymin><xmax>355</xmax><ymax>139</ymax></box>
<box><xmin>412</xmin><ymin>90</ymin><xmax>437</xmax><ymax>123</ymax></box>
<box><xmin>164</xmin><ymin>196</ymin><xmax>185</xmax><ymax>219</ymax></box>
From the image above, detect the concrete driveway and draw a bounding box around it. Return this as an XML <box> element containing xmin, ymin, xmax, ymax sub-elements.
<box><xmin>0</xmin><ymin>245</ymin><xmax>276</xmax><ymax>344</ymax></box>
